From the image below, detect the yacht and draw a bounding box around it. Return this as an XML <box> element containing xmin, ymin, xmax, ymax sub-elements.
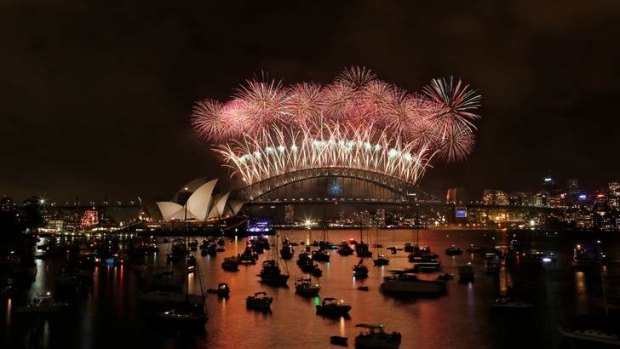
<box><xmin>311</xmin><ymin>249</ymin><xmax>330</xmax><ymax>262</ymax></box>
<box><xmin>353</xmin><ymin>259</ymin><xmax>369</xmax><ymax>279</ymax></box>
<box><xmin>337</xmin><ymin>243</ymin><xmax>354</xmax><ymax>256</ymax></box>
<box><xmin>295</xmin><ymin>278</ymin><xmax>321</xmax><ymax>297</ymax></box>
<box><xmin>380</xmin><ymin>272</ymin><xmax>447</xmax><ymax>296</ymax></box>
<box><xmin>316</xmin><ymin>297</ymin><xmax>351</xmax><ymax>317</ymax></box>
<box><xmin>354</xmin><ymin>324</ymin><xmax>401</xmax><ymax>349</ymax></box>
<box><xmin>373</xmin><ymin>255</ymin><xmax>390</xmax><ymax>266</ymax></box>
<box><xmin>558</xmin><ymin>326</ymin><xmax>620</xmax><ymax>346</ymax></box>
<box><xmin>445</xmin><ymin>245</ymin><xmax>463</xmax><ymax>256</ymax></box>
<box><xmin>156</xmin><ymin>302</ymin><xmax>207</xmax><ymax>326</ymax></box>
<box><xmin>458</xmin><ymin>263</ymin><xmax>475</xmax><ymax>283</ymax></box>
<box><xmin>13</xmin><ymin>293</ymin><xmax>69</xmax><ymax>314</ymax></box>
<box><xmin>221</xmin><ymin>256</ymin><xmax>240</xmax><ymax>271</ymax></box>
<box><xmin>356</xmin><ymin>242</ymin><xmax>373</xmax><ymax>258</ymax></box>
<box><xmin>412</xmin><ymin>260</ymin><xmax>441</xmax><ymax>273</ymax></box>
<box><xmin>207</xmin><ymin>283</ymin><xmax>230</xmax><ymax>298</ymax></box>
<box><xmin>238</xmin><ymin>246</ymin><xmax>258</xmax><ymax>264</ymax></box>
<box><xmin>258</xmin><ymin>260</ymin><xmax>289</xmax><ymax>286</ymax></box>
<box><xmin>280</xmin><ymin>243</ymin><xmax>294</xmax><ymax>260</ymax></box>
<box><xmin>491</xmin><ymin>297</ymin><xmax>533</xmax><ymax>310</ymax></box>
<box><xmin>246</xmin><ymin>292</ymin><xmax>272</xmax><ymax>311</ymax></box>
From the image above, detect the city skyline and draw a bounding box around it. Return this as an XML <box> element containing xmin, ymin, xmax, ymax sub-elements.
<box><xmin>2</xmin><ymin>1</ymin><xmax>620</xmax><ymax>201</ymax></box>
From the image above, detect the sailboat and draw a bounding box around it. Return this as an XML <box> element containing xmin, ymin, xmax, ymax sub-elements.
<box><xmin>372</xmin><ymin>226</ymin><xmax>389</xmax><ymax>266</ymax></box>
<box><xmin>258</xmin><ymin>235</ymin><xmax>290</xmax><ymax>286</ymax></box>
<box><xmin>356</xmin><ymin>221</ymin><xmax>372</xmax><ymax>258</ymax></box>
<box><xmin>154</xmin><ymin>260</ymin><xmax>207</xmax><ymax>327</ymax></box>
<box><xmin>559</xmin><ymin>240</ymin><xmax>619</xmax><ymax>346</ymax></box>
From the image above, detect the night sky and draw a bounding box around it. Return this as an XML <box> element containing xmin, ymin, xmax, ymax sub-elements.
<box><xmin>2</xmin><ymin>1</ymin><xmax>619</xmax><ymax>201</ymax></box>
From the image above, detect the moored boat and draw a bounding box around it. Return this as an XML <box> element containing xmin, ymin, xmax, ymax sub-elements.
<box><xmin>353</xmin><ymin>259</ymin><xmax>369</xmax><ymax>279</ymax></box>
<box><xmin>491</xmin><ymin>297</ymin><xmax>533</xmax><ymax>310</ymax></box>
<box><xmin>354</xmin><ymin>323</ymin><xmax>401</xmax><ymax>349</ymax></box>
<box><xmin>295</xmin><ymin>278</ymin><xmax>321</xmax><ymax>297</ymax></box>
<box><xmin>373</xmin><ymin>255</ymin><xmax>390</xmax><ymax>266</ymax></box>
<box><xmin>13</xmin><ymin>293</ymin><xmax>69</xmax><ymax>314</ymax></box>
<box><xmin>258</xmin><ymin>260</ymin><xmax>289</xmax><ymax>286</ymax></box>
<box><xmin>206</xmin><ymin>283</ymin><xmax>230</xmax><ymax>298</ymax></box>
<box><xmin>246</xmin><ymin>291</ymin><xmax>272</xmax><ymax>311</ymax></box>
<box><xmin>316</xmin><ymin>297</ymin><xmax>351</xmax><ymax>318</ymax></box>
<box><xmin>445</xmin><ymin>245</ymin><xmax>463</xmax><ymax>256</ymax></box>
<box><xmin>458</xmin><ymin>263</ymin><xmax>475</xmax><ymax>283</ymax></box>
<box><xmin>380</xmin><ymin>271</ymin><xmax>446</xmax><ymax>296</ymax></box>
<box><xmin>156</xmin><ymin>302</ymin><xmax>207</xmax><ymax>326</ymax></box>
<box><xmin>221</xmin><ymin>256</ymin><xmax>240</xmax><ymax>271</ymax></box>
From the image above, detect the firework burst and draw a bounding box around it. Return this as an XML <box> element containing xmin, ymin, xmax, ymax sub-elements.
<box><xmin>192</xmin><ymin>67</ymin><xmax>482</xmax><ymax>185</ymax></box>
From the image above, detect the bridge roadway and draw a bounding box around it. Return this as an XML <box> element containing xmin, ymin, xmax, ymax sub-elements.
<box><xmin>244</xmin><ymin>198</ymin><xmax>556</xmax><ymax>212</ymax></box>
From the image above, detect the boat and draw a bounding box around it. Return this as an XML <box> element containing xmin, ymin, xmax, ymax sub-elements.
<box><xmin>491</xmin><ymin>297</ymin><xmax>533</xmax><ymax>310</ymax></box>
<box><xmin>311</xmin><ymin>249</ymin><xmax>330</xmax><ymax>262</ymax></box>
<box><xmin>353</xmin><ymin>259</ymin><xmax>369</xmax><ymax>279</ymax></box>
<box><xmin>403</xmin><ymin>243</ymin><xmax>415</xmax><ymax>253</ymax></box>
<box><xmin>13</xmin><ymin>293</ymin><xmax>69</xmax><ymax>314</ymax></box>
<box><xmin>316</xmin><ymin>297</ymin><xmax>351</xmax><ymax>317</ymax></box>
<box><xmin>354</xmin><ymin>323</ymin><xmax>401</xmax><ymax>349</ymax></box>
<box><xmin>216</xmin><ymin>237</ymin><xmax>226</xmax><ymax>246</ymax></box>
<box><xmin>458</xmin><ymin>263</ymin><xmax>475</xmax><ymax>283</ymax></box>
<box><xmin>221</xmin><ymin>256</ymin><xmax>240</xmax><ymax>271</ymax></box>
<box><xmin>380</xmin><ymin>271</ymin><xmax>447</xmax><ymax>296</ymax></box>
<box><xmin>356</xmin><ymin>242</ymin><xmax>373</xmax><ymax>258</ymax></box>
<box><xmin>373</xmin><ymin>255</ymin><xmax>390</xmax><ymax>266</ymax></box>
<box><xmin>436</xmin><ymin>273</ymin><xmax>454</xmax><ymax>281</ymax></box>
<box><xmin>258</xmin><ymin>260</ymin><xmax>289</xmax><ymax>286</ymax></box>
<box><xmin>238</xmin><ymin>246</ymin><xmax>258</xmax><ymax>264</ymax></box>
<box><xmin>187</xmin><ymin>255</ymin><xmax>196</xmax><ymax>266</ymax></box>
<box><xmin>246</xmin><ymin>291</ymin><xmax>272</xmax><ymax>311</ymax></box>
<box><xmin>280</xmin><ymin>244</ymin><xmax>294</xmax><ymax>260</ymax></box>
<box><xmin>558</xmin><ymin>325</ymin><xmax>620</xmax><ymax>346</ymax></box>
<box><xmin>466</xmin><ymin>244</ymin><xmax>484</xmax><ymax>254</ymax></box>
<box><xmin>330</xmin><ymin>336</ymin><xmax>348</xmax><ymax>346</ymax></box>
<box><xmin>571</xmin><ymin>243</ymin><xmax>602</xmax><ymax>268</ymax></box>
<box><xmin>206</xmin><ymin>283</ymin><xmax>230</xmax><ymax>298</ymax></box>
<box><xmin>156</xmin><ymin>302</ymin><xmax>207</xmax><ymax>326</ymax></box>
<box><xmin>337</xmin><ymin>243</ymin><xmax>354</xmax><ymax>256</ymax></box>
<box><xmin>412</xmin><ymin>260</ymin><xmax>441</xmax><ymax>273</ymax></box>
<box><xmin>295</xmin><ymin>278</ymin><xmax>321</xmax><ymax>297</ymax></box>
<box><xmin>445</xmin><ymin>245</ymin><xmax>463</xmax><ymax>256</ymax></box>
<box><xmin>408</xmin><ymin>246</ymin><xmax>439</xmax><ymax>261</ymax></box>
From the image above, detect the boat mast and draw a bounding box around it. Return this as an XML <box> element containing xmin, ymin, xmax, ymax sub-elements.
<box><xmin>597</xmin><ymin>240</ymin><xmax>609</xmax><ymax>317</ymax></box>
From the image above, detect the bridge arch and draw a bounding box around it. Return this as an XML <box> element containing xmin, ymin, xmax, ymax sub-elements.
<box><xmin>231</xmin><ymin>167</ymin><xmax>435</xmax><ymax>203</ymax></box>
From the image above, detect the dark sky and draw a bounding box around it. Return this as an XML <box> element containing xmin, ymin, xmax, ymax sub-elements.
<box><xmin>2</xmin><ymin>0</ymin><xmax>619</xmax><ymax>202</ymax></box>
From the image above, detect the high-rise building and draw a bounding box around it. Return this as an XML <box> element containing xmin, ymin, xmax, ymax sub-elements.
<box><xmin>482</xmin><ymin>190</ymin><xmax>509</xmax><ymax>206</ymax></box>
<box><xmin>375</xmin><ymin>209</ymin><xmax>386</xmax><ymax>226</ymax></box>
<box><xmin>446</xmin><ymin>187</ymin><xmax>466</xmax><ymax>204</ymax></box>
<box><xmin>609</xmin><ymin>182</ymin><xmax>620</xmax><ymax>208</ymax></box>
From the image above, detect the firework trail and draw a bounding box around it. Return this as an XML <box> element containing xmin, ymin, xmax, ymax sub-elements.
<box><xmin>192</xmin><ymin>67</ymin><xmax>481</xmax><ymax>185</ymax></box>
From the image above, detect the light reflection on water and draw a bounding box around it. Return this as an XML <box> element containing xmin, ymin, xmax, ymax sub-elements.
<box><xmin>0</xmin><ymin>229</ymin><xmax>617</xmax><ymax>349</ymax></box>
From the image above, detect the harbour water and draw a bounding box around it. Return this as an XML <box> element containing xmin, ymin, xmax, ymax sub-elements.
<box><xmin>1</xmin><ymin>229</ymin><xmax>618</xmax><ymax>349</ymax></box>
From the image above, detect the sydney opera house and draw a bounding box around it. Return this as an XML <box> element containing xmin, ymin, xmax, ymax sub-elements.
<box><xmin>140</xmin><ymin>178</ymin><xmax>244</xmax><ymax>223</ymax></box>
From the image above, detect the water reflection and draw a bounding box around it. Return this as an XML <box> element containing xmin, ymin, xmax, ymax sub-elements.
<box><xmin>575</xmin><ymin>271</ymin><xmax>588</xmax><ymax>314</ymax></box>
<box><xmin>2</xmin><ymin>229</ymin><xmax>618</xmax><ymax>349</ymax></box>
